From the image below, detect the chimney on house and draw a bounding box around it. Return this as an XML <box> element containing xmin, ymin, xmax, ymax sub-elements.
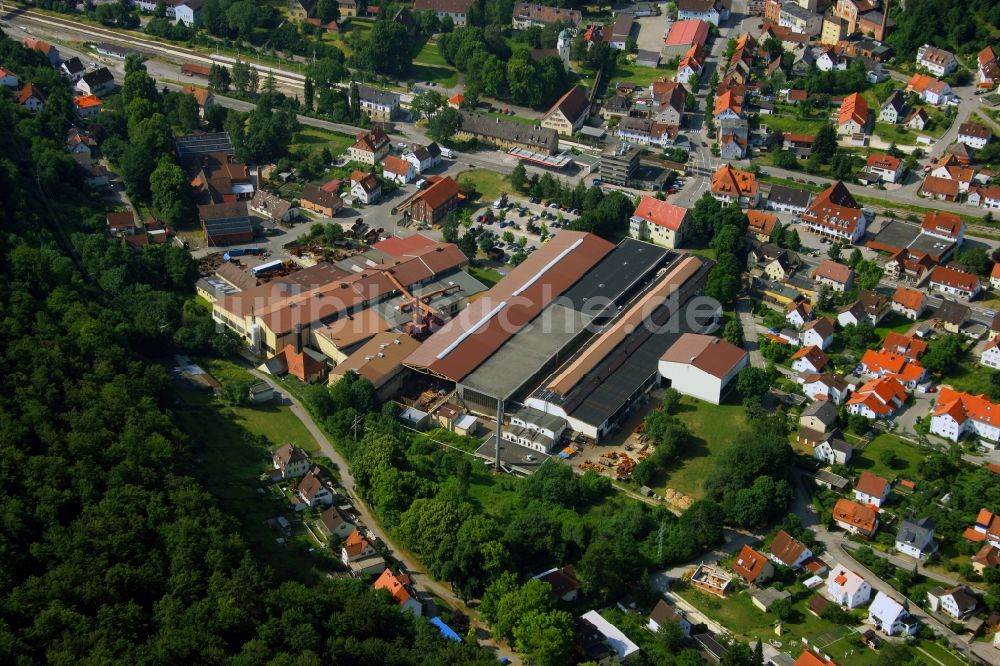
<box><xmin>295</xmin><ymin>323</ymin><xmax>303</xmax><ymax>355</ymax></box>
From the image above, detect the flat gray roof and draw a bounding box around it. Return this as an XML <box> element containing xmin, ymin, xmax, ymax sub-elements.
<box><xmin>907</xmin><ymin>233</ymin><xmax>955</xmax><ymax>260</ymax></box>
<box><xmin>869</xmin><ymin>219</ymin><xmax>919</xmax><ymax>252</ymax></box>
<box><xmin>510</xmin><ymin>404</ymin><xmax>567</xmax><ymax>433</ymax></box>
<box><xmin>476</xmin><ymin>435</ymin><xmax>550</xmax><ymax>475</ymax></box>
<box><xmin>375</xmin><ymin>269</ymin><xmax>488</xmax><ymax>328</ymax></box>
<box><xmin>461</xmin><ymin>303</ymin><xmax>592</xmax><ymax>400</ymax></box>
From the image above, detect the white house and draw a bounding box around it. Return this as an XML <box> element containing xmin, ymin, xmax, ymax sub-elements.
<box><xmin>579</xmin><ymin>610</ymin><xmax>641</xmax><ymax>662</ymax></box>
<box><xmin>800</xmin><ymin>317</ymin><xmax>835</xmax><ymax>351</ymax></box>
<box><xmin>846</xmin><ymin>377</ymin><xmax>906</xmax><ymax>420</ymax></box>
<box><xmin>892</xmin><ymin>287</ymin><xmax>927</xmax><ymax>320</ymax></box>
<box><xmin>769</xmin><ymin>530</ymin><xmax>813</xmax><ymax>570</ymax></box>
<box><xmin>648</xmin><ymin>599</ymin><xmax>691</xmax><ymax>636</ymax></box>
<box><xmin>271</xmin><ymin>443</ymin><xmax>310</xmax><ymax>479</ymax></box>
<box><xmin>382</xmin><ymin>156</ymin><xmax>415</xmax><ymax>185</ymax></box>
<box><xmin>865</xmin><ymin>154</ymin><xmax>904</xmax><ymax>184</ymax></box>
<box><xmin>658</xmin><ymin>334</ymin><xmax>748</xmax><ymax>405</ymax></box>
<box><xmin>957</xmin><ymin>122</ymin><xmax>992</xmax><ymax>150</ymax></box>
<box><xmin>75</xmin><ymin>68</ymin><xmax>115</xmax><ymax>97</ymax></box>
<box><xmin>826</xmin><ymin>563</ymin><xmax>872</xmax><ymax>609</ymax></box>
<box><xmin>786</xmin><ymin>301</ymin><xmax>812</xmax><ymax>328</ymax></box>
<box><xmin>174</xmin><ymin>0</ymin><xmax>204</xmax><ymax>26</ymax></box>
<box><xmin>868</xmin><ymin>591</ymin><xmax>918</xmax><ymax>636</ymax></box>
<box><xmin>296</xmin><ymin>467</ymin><xmax>334</xmax><ymax>507</ymax></box>
<box><xmin>676</xmin><ymin>0</ymin><xmax>727</xmax><ymax>26</ymax></box>
<box><xmin>412</xmin><ymin>0</ymin><xmax>474</xmax><ymax>26</ymax></box>
<box><xmin>854</xmin><ymin>471</ymin><xmax>891</xmax><ymax>508</ymax></box>
<box><xmin>403</xmin><ymin>142</ymin><xmax>442</xmax><ymax>174</ymax></box>
<box><xmin>629</xmin><ymin>196</ymin><xmax>690</xmax><ymax>249</ymax></box>
<box><xmin>812</xmin><ymin>259</ymin><xmax>854</xmax><ymax>292</ymax></box>
<box><xmin>815</xmin><ymin>436</ymin><xmax>853</xmax><ymax>465</ymax></box>
<box><xmin>929</xmin><ymin>265</ymin><xmax>981</xmax><ymax>299</ymax></box>
<box><xmin>879</xmin><ymin>91</ymin><xmax>906</xmax><ymax>124</ymax></box>
<box><xmin>927</xmin><ymin>586</ymin><xmax>978</xmax><ymax>620</ymax></box>
<box><xmin>982</xmin><ymin>338</ymin><xmax>1000</xmax><ymax>369</ymax></box>
<box><xmin>354</xmin><ymin>84</ymin><xmax>400</xmax><ymax>122</ymax></box>
<box><xmin>929</xmin><ymin>387</ymin><xmax>1000</xmax><ymax>444</ymax></box>
<box><xmin>895</xmin><ymin>518</ymin><xmax>936</xmax><ymax>560</ymax></box>
<box><xmin>800</xmin><ymin>373</ymin><xmax>851</xmax><ymax>405</ymax></box>
<box><xmin>791</xmin><ymin>346</ymin><xmax>828</xmax><ymax>374</ymax></box>
<box><xmin>341</xmin><ymin>528</ymin><xmax>377</xmax><ymax>566</ymax></box>
<box><xmin>350</xmin><ymin>172</ymin><xmax>382</xmax><ymax>205</ymax></box>
<box><xmin>917</xmin><ymin>44</ymin><xmax>957</xmax><ymax>77</ymax></box>
<box><xmin>0</xmin><ymin>66</ymin><xmax>18</xmax><ymax>88</ymax></box>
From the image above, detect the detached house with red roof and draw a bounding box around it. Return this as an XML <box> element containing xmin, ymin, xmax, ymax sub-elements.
<box><xmin>964</xmin><ymin>509</ymin><xmax>1000</xmax><ymax>549</ymax></box>
<box><xmin>341</xmin><ymin>528</ymin><xmax>385</xmax><ymax>576</ymax></box>
<box><xmin>865</xmin><ymin>153</ymin><xmax>903</xmax><ymax>184</ymax></box>
<box><xmin>0</xmin><ymin>66</ymin><xmax>19</xmax><ymax>88</ymax></box>
<box><xmin>812</xmin><ymin>259</ymin><xmax>854</xmax><ymax>292</ymax></box>
<box><xmin>801</xmin><ymin>181</ymin><xmax>868</xmax><ymax>244</ymax></box>
<box><xmin>799</xmin><ymin>372</ymin><xmax>852</xmax><ymax>405</ymax></box>
<box><xmin>833</xmin><ymin>499</ymin><xmax>880</xmax><ymax>538</ymax></box>
<box><xmin>847</xmin><ymin>376</ymin><xmax>906</xmax><ymax>420</ymax></box>
<box><xmin>800</xmin><ymin>317</ymin><xmax>835</xmax><ymax>351</ymax></box>
<box><xmin>382</xmin><ymin>155</ymin><xmax>415</xmax><ymax>185</ymax></box>
<box><xmin>710</xmin><ymin>163</ymin><xmax>759</xmax><ymax>207</ymax></box>
<box><xmin>921</xmin><ymin>211</ymin><xmax>966</xmax><ymax>247</ymax></box>
<box><xmin>791</xmin><ymin>345</ymin><xmax>828</xmax><ymax>374</ymax></box>
<box><xmin>930</xmin><ymin>387</ymin><xmax>1000</xmax><ymax>444</ymax></box>
<box><xmin>658</xmin><ymin>334</ymin><xmax>748</xmax><ymax>405</ymax></box>
<box><xmin>769</xmin><ymin>530</ymin><xmax>813</xmax><ymax>570</ymax></box>
<box><xmin>349</xmin><ymin>127</ymin><xmax>391</xmax><ymax>165</ymax></box>
<box><xmin>732</xmin><ymin>545</ymin><xmax>774</xmax><ymax>585</ymax></box>
<box><xmin>16</xmin><ymin>83</ymin><xmax>45</xmax><ymax>112</ymax></box>
<box><xmin>826</xmin><ymin>561</ymin><xmax>872</xmax><ymax>606</ymax></box>
<box><xmin>374</xmin><ymin>568</ymin><xmax>423</xmax><ymax>616</ymax></box>
<box><xmin>981</xmin><ymin>337</ymin><xmax>1000</xmax><ymax>370</ymax></box>
<box><xmin>837</xmin><ymin>92</ymin><xmax>870</xmax><ymax>136</ymax></box>
<box><xmin>72</xmin><ymin>94</ymin><xmax>103</xmax><ymax>119</ymax></box>
<box><xmin>859</xmin><ymin>348</ymin><xmax>925</xmax><ymax>389</ymax></box>
<box><xmin>629</xmin><ymin>196</ymin><xmax>690</xmax><ymax>249</ymax></box>
<box><xmin>929</xmin><ymin>265</ymin><xmax>981</xmax><ymax>300</ymax></box>
<box><xmin>541</xmin><ymin>86</ymin><xmax>590</xmax><ymax>136</ymax></box>
<box><xmin>891</xmin><ymin>287</ymin><xmax>927</xmax><ymax>320</ymax></box>
<box><xmin>854</xmin><ymin>471</ymin><xmax>891</xmax><ymax>508</ymax></box>
<box><xmin>978</xmin><ymin>45</ymin><xmax>998</xmax><ymax>88</ymax></box>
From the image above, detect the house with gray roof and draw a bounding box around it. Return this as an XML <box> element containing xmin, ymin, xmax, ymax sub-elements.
<box><xmin>354</xmin><ymin>84</ymin><xmax>400</xmax><ymax>122</ymax></box>
<box><xmin>895</xmin><ymin>517</ymin><xmax>936</xmax><ymax>559</ymax></box>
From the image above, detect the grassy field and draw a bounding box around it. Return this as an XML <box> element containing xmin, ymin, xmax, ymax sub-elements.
<box><xmin>853</xmin><ymin>434</ymin><xmax>926</xmax><ymax>480</ymax></box>
<box><xmin>409</xmin><ymin>63</ymin><xmax>459</xmax><ymax>88</ymax></box>
<box><xmin>458</xmin><ymin>169</ymin><xmax>511</xmax><ymax>202</ymax></box>
<box><xmin>415</xmin><ymin>40</ymin><xmax>449</xmax><ymax>67</ymax></box>
<box><xmin>759</xmin><ymin>175</ymin><xmax>827</xmax><ymax>193</ymax></box>
<box><xmin>875</xmin><ymin>313</ymin><xmax>917</xmax><ymax>339</ymax></box>
<box><xmin>912</xmin><ymin>639</ymin><xmax>969</xmax><ymax>666</ymax></box>
<box><xmin>760</xmin><ymin>113</ymin><xmax>827</xmax><ymax>135</ymax></box>
<box><xmin>291</xmin><ymin>127</ymin><xmax>356</xmax><ymax>159</ymax></box>
<box><xmin>607</xmin><ymin>62</ymin><xmax>676</xmax><ymax>88</ymax></box>
<box><xmin>689</xmin><ymin>247</ymin><xmax>717</xmax><ymax>261</ymax></box>
<box><xmin>663</xmin><ymin>396</ymin><xmax>747</xmax><ymax>499</ymax></box>
<box><xmin>942</xmin><ymin>362</ymin><xmax>997</xmax><ymax>397</ymax></box>
<box><xmin>485</xmin><ymin>110</ymin><xmax>539</xmax><ymax>124</ymax></box>
<box><xmin>469</xmin><ymin>265</ymin><xmax>504</xmax><ymax>287</ymax></box>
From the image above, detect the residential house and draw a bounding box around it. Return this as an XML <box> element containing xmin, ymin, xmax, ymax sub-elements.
<box><xmin>66</xmin><ymin>127</ymin><xmax>95</xmax><ymax>156</ymax></box>
<box><xmin>106</xmin><ymin>211</ymin><xmax>137</xmax><ymax>236</ymax></box>
<box><xmin>676</xmin><ymin>43</ymin><xmax>706</xmax><ymax>84</ymax></box>
<box><xmin>198</xmin><ymin>201</ymin><xmax>253</xmax><ymax>246</ymax></box>
<box><xmin>814</xmin><ymin>432</ymin><xmax>854</xmax><ymax>465</ymax></box>
<box><xmin>407</xmin><ymin>175</ymin><xmax>460</xmax><ymax>224</ymax></box>
<box><xmin>927</xmin><ymin>586</ymin><xmax>978</xmax><ymax>620</ymax></box>
<box><xmin>403</xmin><ymin>142</ymin><xmax>442</xmax><ymax>174</ymax></box>
<box><xmin>718</xmin><ymin>119</ymin><xmax>749</xmax><ymax>160</ymax></box>
<box><xmin>982</xmin><ymin>338</ymin><xmax>1000</xmax><ymax>369</ymax></box>
<box><xmin>977</xmin><ymin>185</ymin><xmax>1000</xmax><ymax>209</ymax></box>
<box><xmin>921</xmin><ymin>175</ymin><xmax>960</xmax><ymax>202</ymax></box>
<box><xmin>791</xmin><ymin>346</ymin><xmax>829</xmax><ymax>374</ymax></box>
<box><xmin>658</xmin><ymin>334</ymin><xmax>748</xmax><ymax>405</ymax></box>
<box><xmin>930</xmin><ymin>387</ymin><xmax>1000</xmax><ymax>444</ymax></box>
<box><xmin>72</xmin><ymin>94</ymin><xmax>103</xmax><ymax>119</ymax></box>
<box><xmin>879</xmin><ymin>90</ymin><xmax>906</xmax><ymax>124</ymax></box>
<box><xmin>800</xmin><ymin>372</ymin><xmax>851</xmax><ymax>404</ymax></box>
<box><xmin>676</xmin><ymin>0</ymin><xmax>727</xmax><ymax>25</ymax></box>
<box><xmin>21</xmin><ymin>36</ymin><xmax>60</xmax><ymax>65</ymax></box>
<box><xmin>353</xmin><ymin>84</ymin><xmax>400</xmax><ymax>122</ymax></box>
<box><xmin>935</xmin><ymin>299</ymin><xmax>969</xmax><ymax>334</ymax></box>
<box><xmin>713</xmin><ymin>89</ymin><xmax>742</xmax><ymax>122</ymax></box>
<box><xmin>907</xmin><ymin>73</ymin><xmax>954</xmax><ymax>105</ymax></box>
<box><xmin>800</xmin><ymin>399</ymin><xmax>838</xmax><ymax>431</ymax></box>
<box><xmin>833</xmin><ymin>498</ymin><xmax>880</xmax><ymax>538</ymax></box>
<box><xmin>904</xmin><ymin>107</ymin><xmax>929</xmax><ymax>130</ymax></box>
<box><xmin>973</xmin><ymin>544</ymin><xmax>1000</xmax><ymax>574</ymax></box>
<box><xmin>349</xmin><ymin>128</ymin><xmax>391</xmax><ymax>165</ymax></box>
<box><xmin>800</xmin><ymin>181</ymin><xmax>868</xmax><ymax>244</ymax></box>
<box><xmin>710</xmin><ymin>163</ymin><xmax>759</xmax><ymax>207</ymax></box>
<box><xmin>817</xmin><ymin>47</ymin><xmax>848</xmax><ymax>72</ymax></box>
<box><xmin>965</xmin><ymin>509</ymin><xmax>1000</xmax><ymax>548</ymax></box>
<box><xmin>296</xmin><ymin>467</ymin><xmax>334</xmax><ymax>507</ymax></box>
<box><xmin>341</xmin><ymin>528</ymin><xmax>381</xmax><ymax>570</ymax></box>
<box><xmin>350</xmin><ymin>171</ymin><xmax>382</xmax><ymax>205</ymax></box>
<box><xmin>854</xmin><ymin>471</ymin><xmax>891</xmax><ymax>508</ymax></box>
<box><xmin>532</xmin><ymin>566</ymin><xmax>581</xmax><ymax>602</ymax></box>
<box><xmin>272</xmin><ymin>443</ymin><xmax>311</xmax><ymax>479</ymax></box>
<box><xmin>318</xmin><ymin>505</ymin><xmax>355</xmax><ymax>541</ymax></box>
<box><xmin>787</xmin><ymin>301</ymin><xmax>813</xmax><ymax>328</ymax></box>
<box><xmin>629</xmin><ymin>196</ymin><xmax>690</xmax><ymax>249</ymax></box>
<box><xmin>826</xmin><ymin>563</ymin><xmax>872</xmax><ymax>607</ymax></box>
<box><xmin>917</xmin><ymin>44</ymin><xmax>957</xmax><ymax>77</ymax></box>
<box><xmin>75</xmin><ymin>68</ymin><xmax>115</xmax><ymax>97</ymax></box>
<box><xmin>73</xmin><ymin>154</ymin><xmax>111</xmax><ymax>189</ymax></box>
<box><xmin>865</xmin><ymin>154</ymin><xmax>903</xmax><ymax>184</ymax></box>
<box><xmin>250</xmin><ymin>190</ymin><xmax>297</xmax><ymax>223</ymax></box>
<box><xmin>337</xmin><ymin>0</ymin><xmax>356</xmax><ymax>16</ymax></box>
<box><xmin>859</xmin><ymin>348</ymin><xmax>926</xmax><ymax>389</ymax></box>
<box><xmin>300</xmin><ymin>183</ymin><xmax>343</xmax><ymax>217</ymax></box>
<box><xmin>601</xmin><ymin>94</ymin><xmax>632</xmax><ymax>120</ymax></box>
<box><xmin>0</xmin><ymin>66</ymin><xmax>18</xmax><ymax>88</ymax></box>
<box><xmin>978</xmin><ymin>45</ymin><xmax>999</xmax><ymax>87</ymax></box>
<box><xmin>541</xmin><ymin>86</ymin><xmax>589</xmax><ymax>136</ymax></box>
<box><xmin>16</xmin><ymin>83</ymin><xmax>46</xmax><ymax>112</ymax></box>
<box><xmin>749</xmin><ymin>243</ymin><xmax>799</xmax><ymax>283</ymax></box>
<box><xmin>179</xmin><ymin>85</ymin><xmax>213</xmax><ymax>117</ymax></box>
<box><xmin>895</xmin><ymin>518</ymin><xmax>936</xmax><ymax>559</ymax></box>
<box><xmin>411</xmin><ymin>0</ymin><xmax>474</xmax><ymax>26</ymax></box>
<box><xmin>929</xmin><ymin>265</ymin><xmax>981</xmax><ymax>300</ymax></box>
<box><xmin>732</xmin><ymin>545</ymin><xmax>774</xmax><ymax>585</ymax></box>
<box><xmin>174</xmin><ymin>0</ymin><xmax>205</xmax><ymax>26</ymax></box>
<box><xmin>957</xmin><ymin>122</ymin><xmax>992</xmax><ymax>150</ymax></box>
<box><xmin>648</xmin><ymin>599</ymin><xmax>691</xmax><ymax>636</ymax></box>
<box><xmin>607</xmin><ymin>13</ymin><xmax>635</xmax><ymax>50</ymax></box>
<box><xmin>746</xmin><ymin>211</ymin><xmax>778</xmax><ymax>242</ymax></box>
<box><xmin>374</xmin><ymin>568</ymin><xmax>423</xmax><ymax>616</ymax></box>
<box><xmin>783</xmin><ymin>133</ymin><xmax>815</xmax><ymax>159</ymax></box>
<box><xmin>922</xmin><ymin>210</ymin><xmax>966</xmax><ymax>247</ymax></box>
<box><xmin>577</xmin><ymin>610</ymin><xmax>641</xmax><ymax>662</ymax></box>
<box><xmin>615</xmin><ymin>116</ymin><xmax>677</xmax><ymax>147</ymax></box>
<box><xmin>651</xmin><ymin>80</ymin><xmax>687</xmax><ymax>126</ymax></box>
<box><xmin>868</xmin><ymin>591</ymin><xmax>919</xmax><ymax>636</ymax></box>
<box><xmin>511</xmin><ymin>3</ymin><xmax>582</xmax><ymax>29</ymax></box>
<box><xmin>769</xmin><ymin>530</ymin><xmax>813</xmax><ymax>570</ymax></box>
<box><xmin>812</xmin><ymin>259</ymin><xmax>854</xmax><ymax>292</ymax></box>
<box><xmin>847</xmin><ymin>376</ymin><xmax>906</xmax><ymax>420</ymax></box>
<box><xmin>838</xmin><ymin>290</ymin><xmax>890</xmax><ymax>327</ymax></box>
<box><xmin>767</xmin><ymin>184</ymin><xmax>812</xmax><ymax>214</ymax></box>
<box><xmin>382</xmin><ymin>155</ymin><xmax>415</xmax><ymax>185</ymax></box>
<box><xmin>60</xmin><ymin>56</ymin><xmax>86</xmax><ymax>82</ymax></box>
<box><xmin>837</xmin><ymin>92</ymin><xmax>869</xmax><ymax>136</ymax></box>
<box><xmin>884</xmin><ymin>332</ymin><xmax>928</xmax><ymax>362</ymax></box>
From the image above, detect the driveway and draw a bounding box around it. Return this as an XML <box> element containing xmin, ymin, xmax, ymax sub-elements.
<box><xmin>634</xmin><ymin>12</ymin><xmax>672</xmax><ymax>54</ymax></box>
<box><xmin>737</xmin><ymin>298</ymin><xmax>766</xmax><ymax>368</ymax></box>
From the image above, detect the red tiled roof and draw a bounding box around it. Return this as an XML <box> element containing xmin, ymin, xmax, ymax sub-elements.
<box><xmin>73</xmin><ymin>94</ymin><xmax>103</xmax><ymax>109</ymax></box>
<box><xmin>415</xmin><ymin>175</ymin><xmax>460</xmax><ymax>210</ymax></box>
<box><xmin>372</xmin><ymin>233</ymin><xmax>437</xmax><ymax>258</ymax></box>
<box><xmin>855</xmin><ymin>471</ymin><xmax>889</xmax><ymax>499</ymax></box>
<box><xmin>832</xmin><ymin>498</ymin><xmax>878</xmax><ymax>532</ymax></box>
<box><xmin>746</xmin><ymin>210</ymin><xmax>778</xmax><ymax>236</ymax></box>
<box><xmin>922</xmin><ymin>175</ymin><xmax>960</xmax><ymax>198</ymax></box>
<box><xmin>664</xmin><ymin>19</ymin><xmax>709</xmax><ymax>47</ymax></box>
<box><xmin>634</xmin><ymin>195</ymin><xmax>688</xmax><ymax>231</ymax></box>
<box><xmin>891</xmin><ymin>287</ymin><xmax>925</xmax><ymax>312</ymax></box>
<box><xmin>812</xmin><ymin>259</ymin><xmax>852</xmax><ymax>284</ymax></box>
<box><xmin>382</xmin><ymin>155</ymin><xmax>412</xmax><ymax>178</ymax></box>
<box><xmin>770</xmin><ymin>530</ymin><xmax>808</xmax><ymax>567</ymax></box>
<box><xmin>929</xmin><ymin>265</ymin><xmax>979</xmax><ymax>293</ymax></box>
<box><xmin>711</xmin><ymin>163</ymin><xmax>757</xmax><ymax>198</ymax></box>
<box><xmin>838</xmin><ymin>92</ymin><xmax>868</xmax><ymax>127</ymax></box>
<box><xmin>933</xmin><ymin>387</ymin><xmax>1000</xmax><ymax>427</ymax></box>
<box><xmin>732</xmin><ymin>544</ymin><xmax>771</xmax><ymax>583</ymax></box>
<box><xmin>866</xmin><ymin>153</ymin><xmax>901</xmax><ymax>171</ymax></box>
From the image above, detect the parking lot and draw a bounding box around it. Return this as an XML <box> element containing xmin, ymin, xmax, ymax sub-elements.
<box><xmin>467</xmin><ymin>195</ymin><xmax>583</xmax><ymax>266</ymax></box>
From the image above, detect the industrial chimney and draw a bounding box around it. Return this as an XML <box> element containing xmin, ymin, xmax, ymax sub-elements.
<box><xmin>294</xmin><ymin>323</ymin><xmax>303</xmax><ymax>355</ymax></box>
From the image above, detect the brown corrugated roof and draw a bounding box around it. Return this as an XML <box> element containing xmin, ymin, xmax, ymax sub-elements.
<box><xmin>545</xmin><ymin>85</ymin><xmax>589</xmax><ymax>124</ymax></box>
<box><xmin>416</xmin><ymin>176</ymin><xmax>460</xmax><ymax>210</ymax></box>
<box><xmin>404</xmin><ymin>231</ymin><xmax>613</xmax><ymax>381</ymax></box>
<box><xmin>659</xmin><ymin>330</ymin><xmax>747</xmax><ymax>380</ymax></box>
<box><xmin>329</xmin><ymin>332</ymin><xmax>421</xmax><ymax>388</ymax></box>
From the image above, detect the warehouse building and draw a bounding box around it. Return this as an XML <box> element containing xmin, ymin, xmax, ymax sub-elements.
<box><xmin>405</xmin><ymin>232</ymin><xmax>714</xmax><ymax>441</ymax></box>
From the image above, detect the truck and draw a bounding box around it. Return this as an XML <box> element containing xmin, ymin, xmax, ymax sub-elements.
<box><xmin>591</xmin><ymin>178</ymin><xmax>602</xmax><ymax>186</ymax></box>
<box><xmin>223</xmin><ymin>247</ymin><xmax>263</xmax><ymax>261</ymax></box>
<box><xmin>440</xmin><ymin>147</ymin><xmax>455</xmax><ymax>159</ymax></box>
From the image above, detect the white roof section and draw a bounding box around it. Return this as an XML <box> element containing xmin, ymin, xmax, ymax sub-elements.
<box><xmin>868</xmin><ymin>591</ymin><xmax>905</xmax><ymax>622</ymax></box>
<box><xmin>580</xmin><ymin>610</ymin><xmax>640</xmax><ymax>659</ymax></box>
<box><xmin>827</xmin><ymin>563</ymin><xmax>866</xmax><ymax>595</ymax></box>
<box><xmin>455</xmin><ymin>414</ymin><xmax>478</xmax><ymax>430</ymax></box>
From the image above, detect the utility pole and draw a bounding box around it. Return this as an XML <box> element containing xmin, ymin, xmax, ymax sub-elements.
<box><xmin>351</xmin><ymin>414</ymin><xmax>363</xmax><ymax>441</ymax></box>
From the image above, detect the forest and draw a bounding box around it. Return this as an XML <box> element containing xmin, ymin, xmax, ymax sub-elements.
<box><xmin>0</xmin><ymin>33</ymin><xmax>495</xmax><ymax>665</ymax></box>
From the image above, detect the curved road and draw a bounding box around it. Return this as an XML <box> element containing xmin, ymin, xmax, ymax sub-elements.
<box><xmin>245</xmin><ymin>368</ymin><xmax>520</xmax><ymax>664</ymax></box>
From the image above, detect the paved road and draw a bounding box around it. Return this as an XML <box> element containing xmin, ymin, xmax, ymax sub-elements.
<box><xmin>244</xmin><ymin>368</ymin><xmax>520</xmax><ymax>665</ymax></box>
<box><xmin>737</xmin><ymin>297</ymin><xmax>766</xmax><ymax>368</ymax></box>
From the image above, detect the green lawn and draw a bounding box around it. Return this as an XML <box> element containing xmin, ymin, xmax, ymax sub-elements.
<box><xmin>759</xmin><ymin>175</ymin><xmax>827</xmax><ymax>193</ymax></box>
<box><xmin>415</xmin><ymin>40</ymin><xmax>449</xmax><ymax>67</ymax></box>
<box><xmin>408</xmin><ymin>63</ymin><xmax>459</xmax><ymax>88</ymax></box>
<box><xmin>760</xmin><ymin>113</ymin><xmax>827</xmax><ymax>135</ymax></box>
<box><xmin>689</xmin><ymin>247</ymin><xmax>717</xmax><ymax>261</ymax></box>
<box><xmin>675</xmin><ymin>586</ymin><xmax>869</xmax><ymax>662</ymax></box>
<box><xmin>469</xmin><ymin>265</ymin><xmax>504</xmax><ymax>287</ymax></box>
<box><xmin>458</xmin><ymin>169</ymin><xmax>511</xmax><ymax>202</ymax></box>
<box><xmin>941</xmin><ymin>362</ymin><xmax>997</xmax><ymax>397</ymax></box>
<box><xmin>853</xmin><ymin>434</ymin><xmax>926</xmax><ymax>480</ymax></box>
<box><xmin>663</xmin><ymin>396</ymin><xmax>747</xmax><ymax>499</ymax></box>
<box><xmin>607</xmin><ymin>62</ymin><xmax>676</xmax><ymax>88</ymax></box>
<box><xmin>291</xmin><ymin>127</ymin><xmax>355</xmax><ymax>159</ymax></box>
<box><xmin>875</xmin><ymin>313</ymin><xmax>917</xmax><ymax>340</ymax></box>
<box><xmin>485</xmin><ymin>110</ymin><xmax>538</xmax><ymax>125</ymax></box>
<box><xmin>912</xmin><ymin>638</ymin><xmax>968</xmax><ymax>666</ymax></box>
